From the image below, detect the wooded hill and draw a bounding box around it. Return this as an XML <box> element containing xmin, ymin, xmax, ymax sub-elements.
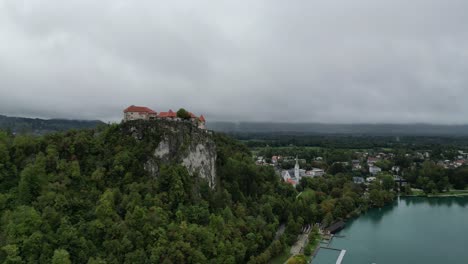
<box><xmin>0</xmin><ymin>122</ymin><xmax>392</xmax><ymax>263</ymax></box>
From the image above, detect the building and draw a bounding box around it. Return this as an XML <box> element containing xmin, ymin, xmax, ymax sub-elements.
<box><xmin>281</xmin><ymin>157</ymin><xmax>304</xmax><ymax>187</ymax></box>
<box><xmin>123</xmin><ymin>106</ymin><xmax>207</xmax><ymax>130</ymax></box>
<box><xmin>286</xmin><ymin>178</ymin><xmax>297</xmax><ymax>186</ymax></box>
<box><xmin>123</xmin><ymin>105</ymin><xmax>157</xmax><ymax>121</ymax></box>
<box><xmin>309</xmin><ymin>168</ymin><xmax>325</xmax><ymax>177</ymax></box>
<box><xmin>353</xmin><ymin>177</ymin><xmax>365</xmax><ymax>184</ymax></box>
<box><xmin>272</xmin><ymin>156</ymin><xmax>279</xmax><ymax>164</ymax></box>
<box><xmin>352</xmin><ymin>160</ymin><xmax>362</xmax><ymax>171</ymax></box>
<box><xmin>198</xmin><ymin>115</ymin><xmax>206</xmax><ymax>129</ymax></box>
<box><xmin>455</xmin><ymin>160</ymin><xmax>466</xmax><ymax>167</ymax></box>
<box><xmin>281</xmin><ymin>170</ymin><xmax>298</xmax><ymax>187</ymax></box>
<box><xmin>366</xmin><ymin>176</ymin><xmax>377</xmax><ymax>183</ymax></box>
<box><xmin>281</xmin><ymin>170</ymin><xmax>292</xmax><ymax>181</ymax></box>
<box><xmin>369</xmin><ymin>166</ymin><xmax>382</xmax><ymax>176</ymax></box>
<box><xmin>294</xmin><ymin>156</ymin><xmax>300</xmax><ymax>179</ymax></box>
<box><xmin>325</xmin><ymin>221</ymin><xmax>345</xmax><ymax>235</ymax></box>
<box><xmin>157</xmin><ymin>109</ymin><xmax>177</xmax><ymax>120</ymax></box>
<box><xmin>367</xmin><ymin>157</ymin><xmax>378</xmax><ymax>166</ymax></box>
<box><xmin>394</xmin><ymin>175</ymin><xmax>407</xmax><ymax>187</ymax></box>
<box><xmin>256</xmin><ymin>156</ymin><xmax>265</xmax><ymax>165</ymax></box>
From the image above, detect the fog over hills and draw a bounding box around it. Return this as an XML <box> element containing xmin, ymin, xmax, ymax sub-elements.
<box><xmin>3</xmin><ymin>114</ymin><xmax>468</xmax><ymax>136</ymax></box>
<box><xmin>208</xmin><ymin>122</ymin><xmax>468</xmax><ymax>136</ymax></box>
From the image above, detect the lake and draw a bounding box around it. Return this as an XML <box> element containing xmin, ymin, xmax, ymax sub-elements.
<box><xmin>314</xmin><ymin>197</ymin><xmax>468</xmax><ymax>264</ymax></box>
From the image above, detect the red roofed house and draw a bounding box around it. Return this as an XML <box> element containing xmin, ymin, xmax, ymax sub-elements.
<box><xmin>123</xmin><ymin>105</ymin><xmax>157</xmax><ymax>121</ymax></box>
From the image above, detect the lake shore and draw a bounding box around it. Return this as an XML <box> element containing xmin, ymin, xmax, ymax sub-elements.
<box><xmin>401</xmin><ymin>189</ymin><xmax>468</xmax><ymax>198</ymax></box>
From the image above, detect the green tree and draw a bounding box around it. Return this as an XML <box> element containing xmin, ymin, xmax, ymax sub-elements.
<box><xmin>17</xmin><ymin>153</ymin><xmax>46</xmax><ymax>205</ymax></box>
<box><xmin>176</xmin><ymin>108</ymin><xmax>191</xmax><ymax>120</ymax></box>
<box><xmin>381</xmin><ymin>174</ymin><xmax>395</xmax><ymax>191</ymax></box>
<box><xmin>2</xmin><ymin>245</ymin><xmax>22</xmax><ymax>264</ymax></box>
<box><xmin>287</xmin><ymin>254</ymin><xmax>307</xmax><ymax>264</ymax></box>
<box><xmin>52</xmin><ymin>249</ymin><xmax>72</xmax><ymax>264</ymax></box>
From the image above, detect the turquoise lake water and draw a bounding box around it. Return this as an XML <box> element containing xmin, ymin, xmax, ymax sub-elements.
<box><xmin>314</xmin><ymin>197</ymin><xmax>468</xmax><ymax>264</ymax></box>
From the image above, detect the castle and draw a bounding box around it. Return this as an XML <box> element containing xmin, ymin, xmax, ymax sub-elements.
<box><xmin>123</xmin><ymin>105</ymin><xmax>206</xmax><ymax>129</ymax></box>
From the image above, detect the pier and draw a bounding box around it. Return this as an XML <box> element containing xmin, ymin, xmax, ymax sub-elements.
<box><xmin>336</xmin><ymin>250</ymin><xmax>346</xmax><ymax>264</ymax></box>
<box><xmin>311</xmin><ymin>232</ymin><xmax>347</xmax><ymax>264</ymax></box>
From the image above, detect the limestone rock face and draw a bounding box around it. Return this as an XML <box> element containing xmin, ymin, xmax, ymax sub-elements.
<box><xmin>123</xmin><ymin>120</ymin><xmax>217</xmax><ymax>188</ymax></box>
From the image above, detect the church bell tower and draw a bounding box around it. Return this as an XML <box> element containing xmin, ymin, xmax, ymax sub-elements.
<box><xmin>294</xmin><ymin>156</ymin><xmax>300</xmax><ymax>179</ymax></box>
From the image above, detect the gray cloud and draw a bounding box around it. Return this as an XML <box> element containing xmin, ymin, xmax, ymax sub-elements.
<box><xmin>1</xmin><ymin>0</ymin><xmax>468</xmax><ymax>123</ymax></box>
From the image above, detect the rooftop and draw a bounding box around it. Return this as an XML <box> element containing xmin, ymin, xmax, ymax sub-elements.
<box><xmin>124</xmin><ymin>105</ymin><xmax>157</xmax><ymax>114</ymax></box>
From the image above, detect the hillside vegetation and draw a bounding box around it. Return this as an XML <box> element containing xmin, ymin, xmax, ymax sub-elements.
<box><xmin>0</xmin><ymin>124</ymin><xmax>391</xmax><ymax>263</ymax></box>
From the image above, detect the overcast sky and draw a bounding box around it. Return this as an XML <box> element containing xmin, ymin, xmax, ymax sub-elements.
<box><xmin>1</xmin><ymin>0</ymin><xmax>468</xmax><ymax>123</ymax></box>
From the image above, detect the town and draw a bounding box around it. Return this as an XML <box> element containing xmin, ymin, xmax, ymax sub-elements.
<box><xmin>255</xmin><ymin>147</ymin><xmax>468</xmax><ymax>193</ymax></box>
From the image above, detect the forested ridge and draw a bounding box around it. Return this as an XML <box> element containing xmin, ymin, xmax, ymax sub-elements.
<box><xmin>0</xmin><ymin>124</ymin><xmax>390</xmax><ymax>263</ymax></box>
<box><xmin>0</xmin><ymin>115</ymin><xmax>104</xmax><ymax>135</ymax></box>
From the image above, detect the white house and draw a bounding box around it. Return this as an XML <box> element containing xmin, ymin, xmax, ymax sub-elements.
<box><xmin>366</xmin><ymin>176</ymin><xmax>377</xmax><ymax>183</ymax></box>
<box><xmin>353</xmin><ymin>177</ymin><xmax>365</xmax><ymax>184</ymax></box>
<box><xmin>369</xmin><ymin>166</ymin><xmax>382</xmax><ymax>176</ymax></box>
<box><xmin>310</xmin><ymin>168</ymin><xmax>325</xmax><ymax>177</ymax></box>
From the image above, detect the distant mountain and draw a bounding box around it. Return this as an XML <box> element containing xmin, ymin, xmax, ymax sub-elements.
<box><xmin>0</xmin><ymin>115</ymin><xmax>105</xmax><ymax>134</ymax></box>
<box><xmin>208</xmin><ymin>122</ymin><xmax>468</xmax><ymax>136</ymax></box>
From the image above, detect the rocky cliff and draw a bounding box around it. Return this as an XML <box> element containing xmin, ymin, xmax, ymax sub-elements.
<box><xmin>122</xmin><ymin>120</ymin><xmax>217</xmax><ymax>187</ymax></box>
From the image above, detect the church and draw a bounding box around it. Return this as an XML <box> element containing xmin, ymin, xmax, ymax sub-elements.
<box><xmin>281</xmin><ymin>157</ymin><xmax>304</xmax><ymax>187</ymax></box>
<box><xmin>281</xmin><ymin>157</ymin><xmax>325</xmax><ymax>186</ymax></box>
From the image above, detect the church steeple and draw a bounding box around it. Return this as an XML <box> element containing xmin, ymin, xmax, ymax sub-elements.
<box><xmin>294</xmin><ymin>156</ymin><xmax>300</xmax><ymax>178</ymax></box>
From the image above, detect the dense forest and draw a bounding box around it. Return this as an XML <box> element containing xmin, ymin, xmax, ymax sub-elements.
<box><xmin>0</xmin><ymin>125</ymin><xmax>394</xmax><ymax>263</ymax></box>
<box><xmin>234</xmin><ymin>133</ymin><xmax>468</xmax><ymax>149</ymax></box>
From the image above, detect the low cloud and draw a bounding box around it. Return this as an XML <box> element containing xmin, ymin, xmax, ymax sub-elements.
<box><xmin>1</xmin><ymin>0</ymin><xmax>468</xmax><ymax>123</ymax></box>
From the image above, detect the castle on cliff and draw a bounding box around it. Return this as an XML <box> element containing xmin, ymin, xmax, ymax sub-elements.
<box><xmin>123</xmin><ymin>105</ymin><xmax>206</xmax><ymax>129</ymax></box>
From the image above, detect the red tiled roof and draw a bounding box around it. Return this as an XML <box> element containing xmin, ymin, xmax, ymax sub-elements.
<box><xmin>158</xmin><ymin>109</ymin><xmax>177</xmax><ymax>118</ymax></box>
<box><xmin>286</xmin><ymin>178</ymin><xmax>296</xmax><ymax>185</ymax></box>
<box><xmin>199</xmin><ymin>115</ymin><xmax>206</xmax><ymax>122</ymax></box>
<box><xmin>124</xmin><ymin>105</ymin><xmax>157</xmax><ymax>114</ymax></box>
<box><xmin>189</xmin><ymin>112</ymin><xmax>197</xmax><ymax>118</ymax></box>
